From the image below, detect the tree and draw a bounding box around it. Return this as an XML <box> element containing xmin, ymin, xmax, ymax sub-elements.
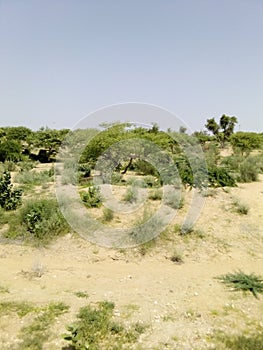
<box><xmin>0</xmin><ymin>171</ymin><xmax>22</xmax><ymax>210</ymax></box>
<box><xmin>230</xmin><ymin>132</ymin><xmax>262</xmax><ymax>156</ymax></box>
<box><xmin>205</xmin><ymin>115</ymin><xmax>238</xmax><ymax>148</ymax></box>
<box><xmin>0</xmin><ymin>140</ymin><xmax>22</xmax><ymax>162</ymax></box>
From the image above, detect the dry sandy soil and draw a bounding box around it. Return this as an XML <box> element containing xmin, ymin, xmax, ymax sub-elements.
<box><xmin>0</xmin><ymin>169</ymin><xmax>263</xmax><ymax>349</ymax></box>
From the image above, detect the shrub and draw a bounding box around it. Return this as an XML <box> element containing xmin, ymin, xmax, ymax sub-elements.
<box><xmin>80</xmin><ymin>186</ymin><xmax>102</xmax><ymax>208</ymax></box>
<box><xmin>0</xmin><ymin>171</ymin><xmax>22</xmax><ymax>210</ymax></box>
<box><xmin>17</xmin><ymin>198</ymin><xmax>69</xmax><ymax>240</ymax></box>
<box><xmin>232</xmin><ymin>199</ymin><xmax>249</xmax><ymax>215</ymax></box>
<box><xmin>238</xmin><ymin>156</ymin><xmax>260</xmax><ymax>182</ymax></box>
<box><xmin>122</xmin><ymin>186</ymin><xmax>138</xmax><ymax>203</ymax></box>
<box><xmin>149</xmin><ymin>188</ymin><xmax>162</xmax><ymax>200</ymax></box>
<box><xmin>216</xmin><ymin>270</ymin><xmax>263</xmax><ymax>298</ymax></box>
<box><xmin>164</xmin><ymin>189</ymin><xmax>184</xmax><ymax>209</ymax></box>
<box><xmin>208</xmin><ymin>165</ymin><xmax>236</xmax><ymax>187</ymax></box>
<box><xmin>62</xmin><ymin>301</ymin><xmax>146</xmax><ymax>350</ymax></box>
<box><xmin>14</xmin><ymin>170</ymin><xmax>53</xmax><ymax>186</ymax></box>
<box><xmin>102</xmin><ymin>207</ymin><xmax>114</xmax><ymax>222</ymax></box>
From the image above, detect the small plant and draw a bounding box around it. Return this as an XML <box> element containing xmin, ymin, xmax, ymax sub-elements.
<box><xmin>180</xmin><ymin>221</ymin><xmax>194</xmax><ymax>235</ymax></box>
<box><xmin>122</xmin><ymin>186</ymin><xmax>138</xmax><ymax>203</ymax></box>
<box><xmin>19</xmin><ymin>302</ymin><xmax>69</xmax><ymax>350</ymax></box>
<box><xmin>0</xmin><ymin>171</ymin><xmax>22</xmax><ymax>210</ymax></box>
<box><xmin>80</xmin><ymin>186</ymin><xmax>102</xmax><ymax>208</ymax></box>
<box><xmin>170</xmin><ymin>249</ymin><xmax>183</xmax><ymax>264</ymax></box>
<box><xmin>149</xmin><ymin>188</ymin><xmax>162</xmax><ymax>200</ymax></box>
<box><xmin>5</xmin><ymin>198</ymin><xmax>69</xmax><ymax>241</ymax></box>
<box><xmin>74</xmin><ymin>291</ymin><xmax>89</xmax><ymax>299</ymax></box>
<box><xmin>164</xmin><ymin>189</ymin><xmax>184</xmax><ymax>209</ymax></box>
<box><xmin>211</xmin><ymin>329</ymin><xmax>263</xmax><ymax>350</ymax></box>
<box><xmin>216</xmin><ymin>270</ymin><xmax>263</xmax><ymax>298</ymax></box>
<box><xmin>63</xmin><ymin>301</ymin><xmax>146</xmax><ymax>350</ymax></box>
<box><xmin>232</xmin><ymin>198</ymin><xmax>249</xmax><ymax>215</ymax></box>
<box><xmin>102</xmin><ymin>207</ymin><xmax>114</xmax><ymax>222</ymax></box>
<box><xmin>0</xmin><ymin>285</ymin><xmax>9</xmax><ymax>294</ymax></box>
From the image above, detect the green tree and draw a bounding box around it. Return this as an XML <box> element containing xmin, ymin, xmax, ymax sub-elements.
<box><xmin>230</xmin><ymin>132</ymin><xmax>262</xmax><ymax>156</ymax></box>
<box><xmin>0</xmin><ymin>140</ymin><xmax>22</xmax><ymax>162</ymax></box>
<box><xmin>0</xmin><ymin>171</ymin><xmax>22</xmax><ymax>210</ymax></box>
<box><xmin>205</xmin><ymin>115</ymin><xmax>238</xmax><ymax>148</ymax></box>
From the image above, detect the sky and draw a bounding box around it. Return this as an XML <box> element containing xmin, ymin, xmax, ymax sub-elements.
<box><xmin>0</xmin><ymin>0</ymin><xmax>262</xmax><ymax>133</ymax></box>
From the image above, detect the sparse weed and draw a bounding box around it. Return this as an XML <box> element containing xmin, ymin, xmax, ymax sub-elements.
<box><xmin>149</xmin><ymin>188</ymin><xmax>162</xmax><ymax>200</ymax></box>
<box><xmin>74</xmin><ymin>291</ymin><xmax>89</xmax><ymax>299</ymax></box>
<box><xmin>5</xmin><ymin>197</ymin><xmax>69</xmax><ymax>242</ymax></box>
<box><xmin>232</xmin><ymin>198</ymin><xmax>249</xmax><ymax>215</ymax></box>
<box><xmin>216</xmin><ymin>270</ymin><xmax>263</xmax><ymax>298</ymax></box>
<box><xmin>122</xmin><ymin>186</ymin><xmax>138</xmax><ymax>203</ymax></box>
<box><xmin>80</xmin><ymin>186</ymin><xmax>102</xmax><ymax>208</ymax></box>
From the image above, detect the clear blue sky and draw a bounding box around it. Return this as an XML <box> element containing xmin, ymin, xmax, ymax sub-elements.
<box><xmin>0</xmin><ymin>0</ymin><xmax>262</xmax><ymax>132</ymax></box>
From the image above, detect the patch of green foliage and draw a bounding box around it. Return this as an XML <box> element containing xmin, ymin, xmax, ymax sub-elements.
<box><xmin>216</xmin><ymin>270</ymin><xmax>263</xmax><ymax>298</ymax></box>
<box><xmin>63</xmin><ymin>301</ymin><xmax>146</xmax><ymax>350</ymax></box>
<box><xmin>208</xmin><ymin>165</ymin><xmax>236</xmax><ymax>187</ymax></box>
<box><xmin>0</xmin><ymin>301</ymin><xmax>35</xmax><ymax>317</ymax></box>
<box><xmin>0</xmin><ymin>171</ymin><xmax>22</xmax><ymax>210</ymax></box>
<box><xmin>5</xmin><ymin>197</ymin><xmax>69</xmax><ymax>242</ymax></box>
<box><xmin>122</xmin><ymin>186</ymin><xmax>138</xmax><ymax>203</ymax></box>
<box><xmin>80</xmin><ymin>186</ymin><xmax>102</xmax><ymax>208</ymax></box>
<box><xmin>19</xmin><ymin>302</ymin><xmax>69</xmax><ymax>350</ymax></box>
<box><xmin>211</xmin><ymin>329</ymin><xmax>263</xmax><ymax>350</ymax></box>
<box><xmin>102</xmin><ymin>207</ymin><xmax>114</xmax><ymax>222</ymax></box>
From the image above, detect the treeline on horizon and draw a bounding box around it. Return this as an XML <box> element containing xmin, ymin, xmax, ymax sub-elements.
<box><xmin>0</xmin><ymin>114</ymin><xmax>263</xmax><ymax>188</ymax></box>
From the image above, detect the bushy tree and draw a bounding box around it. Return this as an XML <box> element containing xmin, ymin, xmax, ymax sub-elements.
<box><xmin>0</xmin><ymin>140</ymin><xmax>22</xmax><ymax>162</ymax></box>
<box><xmin>205</xmin><ymin>115</ymin><xmax>238</xmax><ymax>148</ymax></box>
<box><xmin>0</xmin><ymin>171</ymin><xmax>22</xmax><ymax>210</ymax></box>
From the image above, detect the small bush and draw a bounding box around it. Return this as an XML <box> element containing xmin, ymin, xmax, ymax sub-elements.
<box><xmin>7</xmin><ymin>198</ymin><xmax>69</xmax><ymax>241</ymax></box>
<box><xmin>216</xmin><ymin>270</ymin><xmax>263</xmax><ymax>298</ymax></box>
<box><xmin>14</xmin><ymin>170</ymin><xmax>53</xmax><ymax>186</ymax></box>
<box><xmin>0</xmin><ymin>171</ymin><xmax>22</xmax><ymax>210</ymax></box>
<box><xmin>102</xmin><ymin>207</ymin><xmax>114</xmax><ymax>222</ymax></box>
<box><xmin>144</xmin><ymin>175</ymin><xmax>160</xmax><ymax>187</ymax></box>
<box><xmin>80</xmin><ymin>186</ymin><xmax>102</xmax><ymax>208</ymax></box>
<box><xmin>232</xmin><ymin>199</ymin><xmax>249</xmax><ymax>215</ymax></box>
<box><xmin>122</xmin><ymin>186</ymin><xmax>138</xmax><ymax>203</ymax></box>
<box><xmin>238</xmin><ymin>156</ymin><xmax>260</xmax><ymax>182</ymax></box>
<box><xmin>111</xmin><ymin>172</ymin><xmax>123</xmax><ymax>185</ymax></box>
<box><xmin>164</xmin><ymin>189</ymin><xmax>184</xmax><ymax>209</ymax></box>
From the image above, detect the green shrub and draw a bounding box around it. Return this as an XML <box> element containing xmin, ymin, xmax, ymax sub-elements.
<box><xmin>111</xmin><ymin>172</ymin><xmax>123</xmax><ymax>185</ymax></box>
<box><xmin>238</xmin><ymin>156</ymin><xmax>260</xmax><ymax>182</ymax></box>
<box><xmin>216</xmin><ymin>270</ymin><xmax>263</xmax><ymax>298</ymax></box>
<box><xmin>0</xmin><ymin>171</ymin><xmax>22</xmax><ymax>210</ymax></box>
<box><xmin>149</xmin><ymin>188</ymin><xmax>162</xmax><ymax>200</ymax></box>
<box><xmin>122</xmin><ymin>186</ymin><xmax>138</xmax><ymax>203</ymax></box>
<box><xmin>212</xmin><ymin>330</ymin><xmax>263</xmax><ymax>350</ymax></box>
<box><xmin>10</xmin><ymin>198</ymin><xmax>69</xmax><ymax>240</ymax></box>
<box><xmin>164</xmin><ymin>189</ymin><xmax>184</xmax><ymax>209</ymax></box>
<box><xmin>232</xmin><ymin>199</ymin><xmax>249</xmax><ymax>215</ymax></box>
<box><xmin>63</xmin><ymin>301</ymin><xmax>146</xmax><ymax>350</ymax></box>
<box><xmin>80</xmin><ymin>186</ymin><xmax>102</xmax><ymax>208</ymax></box>
<box><xmin>144</xmin><ymin>175</ymin><xmax>160</xmax><ymax>187</ymax></box>
<box><xmin>102</xmin><ymin>207</ymin><xmax>114</xmax><ymax>222</ymax></box>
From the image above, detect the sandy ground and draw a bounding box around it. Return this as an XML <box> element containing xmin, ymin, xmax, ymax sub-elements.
<box><xmin>0</xmin><ymin>172</ymin><xmax>263</xmax><ymax>349</ymax></box>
